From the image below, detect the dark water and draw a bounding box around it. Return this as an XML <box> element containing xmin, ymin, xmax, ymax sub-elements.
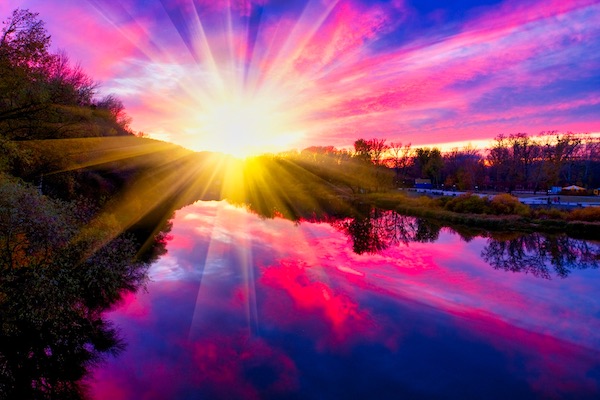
<box><xmin>90</xmin><ymin>201</ymin><xmax>600</xmax><ymax>399</ymax></box>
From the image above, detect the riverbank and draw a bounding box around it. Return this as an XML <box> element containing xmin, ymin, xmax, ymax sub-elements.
<box><xmin>360</xmin><ymin>191</ymin><xmax>600</xmax><ymax>239</ymax></box>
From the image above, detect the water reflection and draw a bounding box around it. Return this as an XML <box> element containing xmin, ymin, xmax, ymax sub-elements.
<box><xmin>482</xmin><ymin>234</ymin><xmax>600</xmax><ymax>278</ymax></box>
<box><xmin>332</xmin><ymin>207</ymin><xmax>442</xmax><ymax>254</ymax></box>
<box><xmin>8</xmin><ymin>153</ymin><xmax>598</xmax><ymax>397</ymax></box>
<box><xmin>329</xmin><ymin>207</ymin><xmax>599</xmax><ymax>279</ymax></box>
<box><xmin>91</xmin><ymin>201</ymin><xmax>600</xmax><ymax>399</ymax></box>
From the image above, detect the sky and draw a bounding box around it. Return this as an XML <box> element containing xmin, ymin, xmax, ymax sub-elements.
<box><xmin>3</xmin><ymin>0</ymin><xmax>600</xmax><ymax>156</ymax></box>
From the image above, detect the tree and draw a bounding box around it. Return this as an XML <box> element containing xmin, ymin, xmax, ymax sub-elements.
<box><xmin>579</xmin><ymin>134</ymin><xmax>600</xmax><ymax>187</ymax></box>
<box><xmin>534</xmin><ymin>131</ymin><xmax>580</xmax><ymax>189</ymax></box>
<box><xmin>486</xmin><ymin>134</ymin><xmax>528</xmax><ymax>192</ymax></box>
<box><xmin>353</xmin><ymin>138</ymin><xmax>389</xmax><ymax>165</ymax></box>
<box><xmin>443</xmin><ymin>146</ymin><xmax>484</xmax><ymax>190</ymax></box>
<box><xmin>0</xmin><ymin>9</ymin><xmax>50</xmax><ymax>68</ymax></box>
<box><xmin>0</xmin><ymin>178</ymin><xmax>151</xmax><ymax>397</ymax></box>
<box><xmin>300</xmin><ymin>145</ymin><xmax>339</xmax><ymax>163</ymax></box>
<box><xmin>509</xmin><ymin>132</ymin><xmax>536</xmax><ymax>189</ymax></box>
<box><xmin>0</xmin><ymin>9</ymin><xmax>131</xmax><ymax>140</ymax></box>
<box><xmin>487</xmin><ymin>135</ymin><xmax>509</xmax><ymax>188</ymax></box>
<box><xmin>486</xmin><ymin>132</ymin><xmax>589</xmax><ymax>192</ymax></box>
<box><xmin>369</xmin><ymin>138</ymin><xmax>389</xmax><ymax>165</ymax></box>
<box><xmin>353</xmin><ymin>138</ymin><xmax>372</xmax><ymax>162</ymax></box>
<box><xmin>0</xmin><ymin>9</ymin><xmax>52</xmax><ymax>132</ymax></box>
<box><xmin>388</xmin><ymin>141</ymin><xmax>413</xmax><ymax>186</ymax></box>
<box><xmin>414</xmin><ymin>147</ymin><xmax>443</xmax><ymax>186</ymax></box>
<box><xmin>95</xmin><ymin>94</ymin><xmax>132</xmax><ymax>133</ymax></box>
<box><xmin>44</xmin><ymin>50</ymin><xmax>97</xmax><ymax>106</ymax></box>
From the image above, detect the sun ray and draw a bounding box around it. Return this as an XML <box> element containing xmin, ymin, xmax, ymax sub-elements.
<box><xmin>237</xmin><ymin>222</ymin><xmax>260</xmax><ymax>336</ymax></box>
<box><xmin>262</xmin><ymin>0</ymin><xmax>342</xmax><ymax>86</ymax></box>
<box><xmin>79</xmin><ymin>0</ymin><xmax>600</xmax><ymax>152</ymax></box>
<box><xmin>187</xmin><ymin>201</ymin><xmax>260</xmax><ymax>339</ymax></box>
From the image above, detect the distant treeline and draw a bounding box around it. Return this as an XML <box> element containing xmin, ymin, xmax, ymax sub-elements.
<box><xmin>292</xmin><ymin>132</ymin><xmax>600</xmax><ymax>192</ymax></box>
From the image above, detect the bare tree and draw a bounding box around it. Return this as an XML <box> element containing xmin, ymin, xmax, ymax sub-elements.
<box><xmin>0</xmin><ymin>9</ymin><xmax>51</xmax><ymax>68</ymax></box>
<box><xmin>353</xmin><ymin>138</ymin><xmax>389</xmax><ymax>165</ymax></box>
<box><xmin>388</xmin><ymin>141</ymin><xmax>413</xmax><ymax>186</ymax></box>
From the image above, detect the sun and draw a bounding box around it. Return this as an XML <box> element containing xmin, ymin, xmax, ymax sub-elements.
<box><xmin>192</xmin><ymin>93</ymin><xmax>304</xmax><ymax>158</ymax></box>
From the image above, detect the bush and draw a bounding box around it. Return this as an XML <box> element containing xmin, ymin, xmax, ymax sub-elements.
<box><xmin>490</xmin><ymin>194</ymin><xmax>530</xmax><ymax>217</ymax></box>
<box><xmin>444</xmin><ymin>193</ymin><xmax>491</xmax><ymax>214</ymax></box>
<box><xmin>532</xmin><ymin>207</ymin><xmax>566</xmax><ymax>220</ymax></box>
<box><xmin>568</xmin><ymin>207</ymin><xmax>600</xmax><ymax>222</ymax></box>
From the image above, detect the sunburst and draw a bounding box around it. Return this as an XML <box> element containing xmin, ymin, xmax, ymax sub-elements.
<box><xmin>192</xmin><ymin>90</ymin><xmax>304</xmax><ymax>158</ymax></box>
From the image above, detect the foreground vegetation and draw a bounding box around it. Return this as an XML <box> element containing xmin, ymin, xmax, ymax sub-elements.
<box><xmin>0</xmin><ymin>10</ymin><xmax>181</xmax><ymax>397</ymax></box>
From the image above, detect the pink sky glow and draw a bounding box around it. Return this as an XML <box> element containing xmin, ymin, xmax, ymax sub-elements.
<box><xmin>4</xmin><ymin>0</ymin><xmax>600</xmax><ymax>155</ymax></box>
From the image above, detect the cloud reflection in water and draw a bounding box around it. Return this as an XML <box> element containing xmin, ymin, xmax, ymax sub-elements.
<box><xmin>91</xmin><ymin>201</ymin><xmax>600</xmax><ymax>399</ymax></box>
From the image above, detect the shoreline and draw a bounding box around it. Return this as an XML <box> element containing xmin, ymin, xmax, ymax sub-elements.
<box><xmin>359</xmin><ymin>191</ymin><xmax>600</xmax><ymax>240</ymax></box>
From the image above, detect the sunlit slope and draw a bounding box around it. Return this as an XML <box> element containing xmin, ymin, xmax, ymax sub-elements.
<box><xmin>13</xmin><ymin>137</ymin><xmax>227</xmax><ymax>247</ymax></box>
<box><xmin>16</xmin><ymin>137</ymin><xmax>195</xmax><ymax>174</ymax></box>
<box><xmin>14</xmin><ymin>137</ymin><xmax>363</xmax><ymax>231</ymax></box>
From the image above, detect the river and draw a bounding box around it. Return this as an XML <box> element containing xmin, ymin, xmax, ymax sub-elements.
<box><xmin>90</xmin><ymin>200</ymin><xmax>600</xmax><ymax>399</ymax></box>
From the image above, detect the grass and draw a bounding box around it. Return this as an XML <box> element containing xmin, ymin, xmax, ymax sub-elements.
<box><xmin>16</xmin><ymin>136</ymin><xmax>194</xmax><ymax>174</ymax></box>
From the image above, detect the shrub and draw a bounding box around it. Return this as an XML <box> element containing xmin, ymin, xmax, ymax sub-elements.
<box><xmin>444</xmin><ymin>193</ymin><xmax>491</xmax><ymax>214</ymax></box>
<box><xmin>533</xmin><ymin>208</ymin><xmax>566</xmax><ymax>220</ymax></box>
<box><xmin>568</xmin><ymin>207</ymin><xmax>600</xmax><ymax>222</ymax></box>
<box><xmin>414</xmin><ymin>195</ymin><xmax>436</xmax><ymax>208</ymax></box>
<box><xmin>490</xmin><ymin>194</ymin><xmax>530</xmax><ymax>217</ymax></box>
<box><xmin>436</xmin><ymin>196</ymin><xmax>452</xmax><ymax>208</ymax></box>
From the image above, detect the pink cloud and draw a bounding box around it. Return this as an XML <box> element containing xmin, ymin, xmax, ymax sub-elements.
<box><xmin>260</xmin><ymin>259</ymin><xmax>376</xmax><ymax>347</ymax></box>
<box><xmin>298</xmin><ymin>0</ymin><xmax>600</xmax><ymax>146</ymax></box>
<box><xmin>292</xmin><ymin>2</ymin><xmax>398</xmax><ymax>75</ymax></box>
<box><xmin>170</xmin><ymin>0</ymin><xmax>270</xmax><ymax>18</ymax></box>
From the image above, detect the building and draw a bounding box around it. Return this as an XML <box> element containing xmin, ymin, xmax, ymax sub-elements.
<box><xmin>415</xmin><ymin>179</ymin><xmax>432</xmax><ymax>189</ymax></box>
